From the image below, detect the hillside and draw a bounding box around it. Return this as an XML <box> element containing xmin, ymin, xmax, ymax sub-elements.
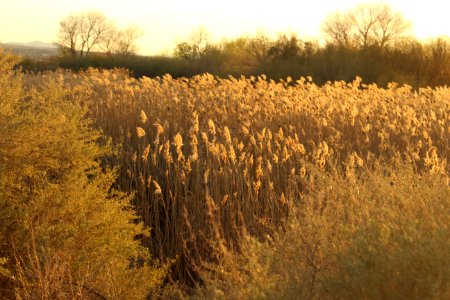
<box><xmin>0</xmin><ymin>41</ymin><xmax>58</xmax><ymax>58</ymax></box>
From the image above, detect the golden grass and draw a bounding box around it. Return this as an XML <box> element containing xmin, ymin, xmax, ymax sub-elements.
<box><xmin>24</xmin><ymin>69</ymin><xmax>450</xmax><ymax>292</ymax></box>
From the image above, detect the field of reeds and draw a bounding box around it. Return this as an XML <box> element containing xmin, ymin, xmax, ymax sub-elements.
<box><xmin>14</xmin><ymin>67</ymin><xmax>450</xmax><ymax>298</ymax></box>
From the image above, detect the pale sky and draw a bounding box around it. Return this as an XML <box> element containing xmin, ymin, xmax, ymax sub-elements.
<box><xmin>0</xmin><ymin>0</ymin><xmax>449</xmax><ymax>55</ymax></box>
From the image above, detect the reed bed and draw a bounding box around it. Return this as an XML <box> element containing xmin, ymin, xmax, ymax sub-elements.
<box><xmin>24</xmin><ymin>69</ymin><xmax>450</xmax><ymax>287</ymax></box>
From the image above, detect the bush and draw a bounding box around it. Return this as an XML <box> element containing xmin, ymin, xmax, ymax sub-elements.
<box><xmin>0</xmin><ymin>51</ymin><xmax>164</xmax><ymax>299</ymax></box>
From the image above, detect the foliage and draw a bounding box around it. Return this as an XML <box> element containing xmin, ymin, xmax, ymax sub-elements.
<box><xmin>0</xmin><ymin>51</ymin><xmax>164</xmax><ymax>299</ymax></box>
<box><xmin>16</xmin><ymin>34</ymin><xmax>450</xmax><ymax>89</ymax></box>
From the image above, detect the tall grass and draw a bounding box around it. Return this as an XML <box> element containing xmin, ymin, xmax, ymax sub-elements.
<box><xmin>24</xmin><ymin>69</ymin><xmax>450</xmax><ymax>296</ymax></box>
<box><xmin>194</xmin><ymin>163</ymin><xmax>449</xmax><ymax>299</ymax></box>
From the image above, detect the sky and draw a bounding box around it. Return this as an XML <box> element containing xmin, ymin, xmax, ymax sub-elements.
<box><xmin>0</xmin><ymin>0</ymin><xmax>449</xmax><ymax>55</ymax></box>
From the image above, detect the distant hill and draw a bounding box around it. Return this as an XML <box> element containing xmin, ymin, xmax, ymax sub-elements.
<box><xmin>0</xmin><ymin>41</ymin><xmax>59</xmax><ymax>58</ymax></box>
<box><xmin>6</xmin><ymin>41</ymin><xmax>58</xmax><ymax>49</ymax></box>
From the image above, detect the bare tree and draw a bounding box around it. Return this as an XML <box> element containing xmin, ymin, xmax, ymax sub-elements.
<box><xmin>100</xmin><ymin>25</ymin><xmax>119</xmax><ymax>55</ymax></box>
<box><xmin>189</xmin><ymin>27</ymin><xmax>210</xmax><ymax>60</ymax></box>
<box><xmin>78</xmin><ymin>12</ymin><xmax>109</xmax><ymax>56</ymax></box>
<box><xmin>58</xmin><ymin>15</ymin><xmax>81</xmax><ymax>56</ymax></box>
<box><xmin>322</xmin><ymin>3</ymin><xmax>411</xmax><ymax>49</ymax></box>
<box><xmin>350</xmin><ymin>4</ymin><xmax>381</xmax><ymax>48</ymax></box>
<box><xmin>322</xmin><ymin>12</ymin><xmax>354</xmax><ymax>47</ymax></box>
<box><xmin>372</xmin><ymin>4</ymin><xmax>411</xmax><ymax>48</ymax></box>
<box><xmin>59</xmin><ymin>11</ymin><xmax>140</xmax><ymax>56</ymax></box>
<box><xmin>115</xmin><ymin>26</ymin><xmax>142</xmax><ymax>55</ymax></box>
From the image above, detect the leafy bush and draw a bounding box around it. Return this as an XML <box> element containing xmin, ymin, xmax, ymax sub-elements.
<box><xmin>0</xmin><ymin>51</ymin><xmax>164</xmax><ymax>299</ymax></box>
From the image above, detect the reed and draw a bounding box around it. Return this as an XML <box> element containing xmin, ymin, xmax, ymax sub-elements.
<box><xmin>25</xmin><ymin>69</ymin><xmax>450</xmax><ymax>287</ymax></box>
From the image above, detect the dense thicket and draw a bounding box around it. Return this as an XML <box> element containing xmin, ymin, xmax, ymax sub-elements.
<box><xmin>0</xmin><ymin>52</ymin><xmax>163</xmax><ymax>299</ymax></box>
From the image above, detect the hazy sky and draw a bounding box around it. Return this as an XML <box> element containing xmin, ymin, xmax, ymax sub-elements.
<box><xmin>0</xmin><ymin>0</ymin><xmax>449</xmax><ymax>55</ymax></box>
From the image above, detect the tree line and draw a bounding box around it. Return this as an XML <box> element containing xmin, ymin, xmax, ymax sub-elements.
<box><xmin>25</xmin><ymin>3</ymin><xmax>450</xmax><ymax>88</ymax></box>
<box><xmin>170</xmin><ymin>3</ymin><xmax>449</xmax><ymax>87</ymax></box>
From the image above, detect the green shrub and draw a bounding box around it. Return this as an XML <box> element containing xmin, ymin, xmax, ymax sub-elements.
<box><xmin>0</xmin><ymin>50</ymin><xmax>165</xmax><ymax>299</ymax></box>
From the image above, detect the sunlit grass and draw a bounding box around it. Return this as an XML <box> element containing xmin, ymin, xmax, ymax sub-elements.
<box><xmin>20</xmin><ymin>68</ymin><xmax>450</xmax><ymax>298</ymax></box>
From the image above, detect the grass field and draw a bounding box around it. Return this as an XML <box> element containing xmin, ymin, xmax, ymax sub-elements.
<box><xmin>2</xmin><ymin>58</ymin><xmax>449</xmax><ymax>298</ymax></box>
